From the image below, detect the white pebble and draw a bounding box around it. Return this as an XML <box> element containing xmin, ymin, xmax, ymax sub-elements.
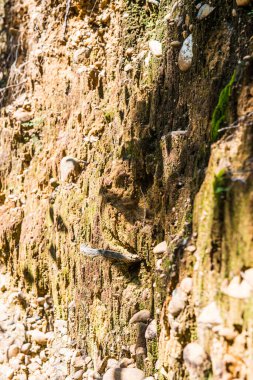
<box><xmin>222</xmin><ymin>276</ymin><xmax>252</xmax><ymax>299</ymax></box>
<box><xmin>178</xmin><ymin>34</ymin><xmax>193</xmax><ymax>72</ymax></box>
<box><xmin>13</xmin><ymin>109</ymin><xmax>33</xmax><ymax>123</ymax></box>
<box><xmin>28</xmin><ymin>330</ymin><xmax>48</xmax><ymax>346</ymax></box>
<box><xmin>198</xmin><ymin>302</ymin><xmax>223</xmax><ymax>326</ymax></box>
<box><xmin>149</xmin><ymin>40</ymin><xmax>162</xmax><ymax>57</ymax></box>
<box><xmin>60</xmin><ymin>156</ymin><xmax>80</xmax><ymax>182</ymax></box>
<box><xmin>183</xmin><ymin>342</ymin><xmax>207</xmax><ymax>367</ymax></box>
<box><xmin>218</xmin><ymin>327</ymin><xmax>237</xmax><ymax>341</ymax></box>
<box><xmin>153</xmin><ymin>241</ymin><xmax>167</xmax><ymax>254</ymax></box>
<box><xmin>168</xmin><ymin>289</ymin><xmax>187</xmax><ymax>317</ymax></box>
<box><xmin>124</xmin><ymin>64</ymin><xmax>133</xmax><ymax>72</ymax></box>
<box><xmin>145</xmin><ymin>319</ymin><xmax>157</xmax><ymax>340</ymax></box>
<box><xmin>8</xmin><ymin>344</ymin><xmax>20</xmax><ymax>359</ymax></box>
<box><xmin>130</xmin><ymin>309</ymin><xmax>151</xmax><ymax>324</ymax></box>
<box><xmin>196</xmin><ymin>4</ymin><xmax>215</xmax><ymax>20</ymax></box>
<box><xmin>180</xmin><ymin>277</ymin><xmax>193</xmax><ymax>294</ymax></box>
<box><xmin>241</xmin><ymin>268</ymin><xmax>253</xmax><ymax>289</ymax></box>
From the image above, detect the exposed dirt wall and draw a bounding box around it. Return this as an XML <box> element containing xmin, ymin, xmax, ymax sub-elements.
<box><xmin>0</xmin><ymin>0</ymin><xmax>253</xmax><ymax>377</ymax></box>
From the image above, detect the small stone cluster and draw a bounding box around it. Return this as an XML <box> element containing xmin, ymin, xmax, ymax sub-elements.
<box><xmin>167</xmin><ymin>276</ymin><xmax>193</xmax><ymax>336</ymax></box>
<box><xmin>0</xmin><ymin>271</ymin><xmax>74</xmax><ymax>380</ymax></box>
<box><xmin>0</xmin><ymin>270</ymin><xmax>157</xmax><ymax>380</ymax></box>
<box><xmin>149</xmin><ymin>0</ymin><xmax>250</xmax><ymax>73</ymax></box>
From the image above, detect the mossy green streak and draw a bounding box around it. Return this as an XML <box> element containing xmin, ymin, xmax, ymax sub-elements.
<box><xmin>211</xmin><ymin>71</ymin><xmax>236</xmax><ymax>142</ymax></box>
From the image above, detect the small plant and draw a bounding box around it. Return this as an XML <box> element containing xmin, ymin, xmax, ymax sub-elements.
<box><xmin>186</xmin><ymin>212</ymin><xmax>193</xmax><ymax>223</ymax></box>
<box><xmin>61</xmin><ymin>267</ymin><xmax>69</xmax><ymax>277</ymax></box>
<box><xmin>104</xmin><ymin>109</ymin><xmax>114</xmax><ymax>123</ymax></box>
<box><xmin>211</xmin><ymin>71</ymin><xmax>236</xmax><ymax>142</ymax></box>
<box><xmin>22</xmin><ymin>117</ymin><xmax>44</xmax><ymax>129</ymax></box>
<box><xmin>213</xmin><ymin>169</ymin><xmax>230</xmax><ymax>197</ymax></box>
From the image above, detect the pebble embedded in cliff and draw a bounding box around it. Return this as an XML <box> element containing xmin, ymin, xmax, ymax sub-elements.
<box><xmin>73</xmin><ymin>48</ymin><xmax>91</xmax><ymax>63</ymax></box>
<box><xmin>21</xmin><ymin>343</ymin><xmax>31</xmax><ymax>354</ymax></box>
<box><xmin>218</xmin><ymin>327</ymin><xmax>237</xmax><ymax>341</ymax></box>
<box><xmin>106</xmin><ymin>358</ymin><xmax>119</xmax><ymax>369</ymax></box>
<box><xmin>171</xmin><ymin>40</ymin><xmax>181</xmax><ymax>48</ymax></box>
<box><xmin>168</xmin><ymin>288</ymin><xmax>187</xmax><ymax>317</ymax></box>
<box><xmin>73</xmin><ymin>369</ymin><xmax>84</xmax><ymax>379</ymax></box>
<box><xmin>0</xmin><ymin>366</ymin><xmax>14</xmax><ymax>379</ymax></box>
<box><xmin>241</xmin><ymin>268</ymin><xmax>253</xmax><ymax>289</ymax></box>
<box><xmin>103</xmin><ymin>367</ymin><xmax>145</xmax><ymax>380</ymax></box>
<box><xmin>7</xmin><ymin>344</ymin><xmax>20</xmax><ymax>359</ymax></box>
<box><xmin>183</xmin><ymin>342</ymin><xmax>207</xmax><ymax>367</ymax></box>
<box><xmin>124</xmin><ymin>64</ymin><xmax>133</xmax><ymax>72</ymax></box>
<box><xmin>156</xmin><ymin>258</ymin><xmax>163</xmax><ymax>271</ymax></box>
<box><xmin>136</xmin><ymin>346</ymin><xmax>146</xmax><ymax>356</ymax></box>
<box><xmin>80</xmin><ymin>244</ymin><xmax>140</xmax><ymax>263</ymax></box>
<box><xmin>100</xmin><ymin>12</ymin><xmax>110</xmax><ymax>24</ymax></box>
<box><xmin>221</xmin><ymin>276</ymin><xmax>251</xmax><ymax>299</ymax></box>
<box><xmin>125</xmin><ymin>47</ymin><xmax>134</xmax><ymax>57</ymax></box>
<box><xmin>153</xmin><ymin>241</ymin><xmax>167</xmax><ymax>255</ymax></box>
<box><xmin>13</xmin><ymin>109</ymin><xmax>33</xmax><ymax>123</ymax></box>
<box><xmin>28</xmin><ymin>330</ymin><xmax>48</xmax><ymax>346</ymax></box>
<box><xmin>180</xmin><ymin>277</ymin><xmax>193</xmax><ymax>294</ymax></box>
<box><xmin>198</xmin><ymin>302</ymin><xmax>223</xmax><ymax>326</ymax></box>
<box><xmin>196</xmin><ymin>4</ymin><xmax>215</xmax><ymax>20</ymax></box>
<box><xmin>148</xmin><ymin>0</ymin><xmax>160</xmax><ymax>6</ymax></box>
<box><xmin>119</xmin><ymin>357</ymin><xmax>134</xmax><ymax>368</ymax></box>
<box><xmin>149</xmin><ymin>40</ymin><xmax>162</xmax><ymax>57</ymax></box>
<box><xmin>60</xmin><ymin>156</ymin><xmax>81</xmax><ymax>183</ymax></box>
<box><xmin>186</xmin><ymin>245</ymin><xmax>196</xmax><ymax>253</ymax></box>
<box><xmin>236</xmin><ymin>0</ymin><xmax>252</xmax><ymax>5</ymax></box>
<box><xmin>145</xmin><ymin>319</ymin><xmax>157</xmax><ymax>340</ymax></box>
<box><xmin>37</xmin><ymin>296</ymin><xmax>45</xmax><ymax>305</ymax></box>
<box><xmin>130</xmin><ymin>309</ymin><xmax>151</xmax><ymax>324</ymax></box>
<box><xmin>178</xmin><ymin>34</ymin><xmax>193</xmax><ymax>72</ymax></box>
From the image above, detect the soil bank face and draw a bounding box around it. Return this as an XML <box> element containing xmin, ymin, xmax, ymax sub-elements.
<box><xmin>0</xmin><ymin>0</ymin><xmax>253</xmax><ymax>377</ymax></box>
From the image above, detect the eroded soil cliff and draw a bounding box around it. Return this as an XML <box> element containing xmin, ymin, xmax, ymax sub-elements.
<box><xmin>0</xmin><ymin>0</ymin><xmax>253</xmax><ymax>378</ymax></box>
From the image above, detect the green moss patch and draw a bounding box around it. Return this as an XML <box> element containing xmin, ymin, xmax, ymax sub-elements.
<box><xmin>211</xmin><ymin>71</ymin><xmax>236</xmax><ymax>142</ymax></box>
<box><xmin>213</xmin><ymin>168</ymin><xmax>230</xmax><ymax>198</ymax></box>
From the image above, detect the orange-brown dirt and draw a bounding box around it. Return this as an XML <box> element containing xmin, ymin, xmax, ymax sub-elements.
<box><xmin>0</xmin><ymin>0</ymin><xmax>253</xmax><ymax>378</ymax></box>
